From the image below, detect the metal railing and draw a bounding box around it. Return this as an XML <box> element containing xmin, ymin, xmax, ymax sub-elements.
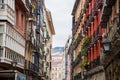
<box><xmin>96</xmin><ymin>0</ymin><xmax>103</xmax><ymax>8</ymax></box>
<box><xmin>74</xmin><ymin>72</ymin><xmax>82</xmax><ymax>80</ymax></box>
<box><xmin>109</xmin><ymin>19</ymin><xmax>120</xmax><ymax>40</ymax></box>
<box><xmin>25</xmin><ymin>60</ymin><xmax>39</xmax><ymax>72</ymax></box>
<box><xmin>93</xmin><ymin>2</ymin><xmax>98</xmax><ymax>16</ymax></box>
<box><xmin>86</xmin><ymin>56</ymin><xmax>100</xmax><ymax>71</ymax></box>
<box><xmin>5</xmin><ymin>49</ymin><xmax>25</xmax><ymax>65</ymax></box>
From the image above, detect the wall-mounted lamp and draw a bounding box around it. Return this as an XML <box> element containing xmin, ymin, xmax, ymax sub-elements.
<box><xmin>11</xmin><ymin>58</ymin><xmax>17</xmax><ymax>69</ymax></box>
<box><xmin>102</xmin><ymin>36</ymin><xmax>111</xmax><ymax>54</ymax></box>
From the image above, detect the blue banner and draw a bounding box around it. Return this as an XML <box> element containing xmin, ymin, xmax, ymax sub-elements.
<box><xmin>18</xmin><ymin>75</ymin><xmax>26</xmax><ymax>80</ymax></box>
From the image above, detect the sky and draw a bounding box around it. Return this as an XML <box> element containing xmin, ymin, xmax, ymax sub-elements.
<box><xmin>45</xmin><ymin>0</ymin><xmax>75</xmax><ymax>48</ymax></box>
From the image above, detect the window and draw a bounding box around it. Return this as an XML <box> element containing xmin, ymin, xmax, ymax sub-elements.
<box><xmin>59</xmin><ymin>74</ymin><xmax>61</xmax><ymax>79</ymax></box>
<box><xmin>0</xmin><ymin>0</ymin><xmax>4</xmax><ymax>3</ymax></box>
<box><xmin>0</xmin><ymin>43</ymin><xmax>3</xmax><ymax>57</ymax></box>
<box><xmin>0</xmin><ymin>34</ymin><xmax>3</xmax><ymax>45</ymax></box>
<box><xmin>0</xmin><ymin>0</ymin><xmax>4</xmax><ymax>9</ymax></box>
<box><xmin>52</xmin><ymin>74</ymin><xmax>54</xmax><ymax>78</ymax></box>
<box><xmin>0</xmin><ymin>25</ymin><xmax>4</xmax><ymax>33</ymax></box>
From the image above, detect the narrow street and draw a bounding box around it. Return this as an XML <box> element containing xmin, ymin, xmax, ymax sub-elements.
<box><xmin>0</xmin><ymin>0</ymin><xmax>119</xmax><ymax>80</ymax></box>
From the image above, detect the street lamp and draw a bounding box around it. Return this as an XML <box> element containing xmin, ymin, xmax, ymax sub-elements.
<box><xmin>102</xmin><ymin>36</ymin><xmax>111</xmax><ymax>54</ymax></box>
<box><xmin>11</xmin><ymin>58</ymin><xmax>17</xmax><ymax>69</ymax></box>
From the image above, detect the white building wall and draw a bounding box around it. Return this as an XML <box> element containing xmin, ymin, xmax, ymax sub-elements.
<box><xmin>0</xmin><ymin>0</ymin><xmax>15</xmax><ymax>25</ymax></box>
<box><xmin>0</xmin><ymin>22</ymin><xmax>25</xmax><ymax>68</ymax></box>
<box><xmin>5</xmin><ymin>23</ymin><xmax>25</xmax><ymax>56</ymax></box>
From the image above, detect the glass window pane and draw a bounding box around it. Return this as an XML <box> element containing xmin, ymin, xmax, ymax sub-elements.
<box><xmin>0</xmin><ymin>34</ymin><xmax>3</xmax><ymax>45</ymax></box>
<box><xmin>0</xmin><ymin>25</ymin><xmax>4</xmax><ymax>33</ymax></box>
<box><xmin>0</xmin><ymin>0</ymin><xmax>4</xmax><ymax>3</ymax></box>
<box><xmin>0</xmin><ymin>0</ymin><xmax>4</xmax><ymax>9</ymax></box>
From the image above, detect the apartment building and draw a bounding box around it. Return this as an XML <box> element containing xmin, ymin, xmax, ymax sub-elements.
<box><xmin>0</xmin><ymin>0</ymin><xmax>28</xmax><ymax>79</ymax></box>
<box><xmin>51</xmin><ymin>50</ymin><xmax>65</xmax><ymax>80</ymax></box>
<box><xmin>100</xmin><ymin>0</ymin><xmax>120</xmax><ymax>80</ymax></box>
<box><xmin>0</xmin><ymin>0</ymin><xmax>55</xmax><ymax>80</ymax></box>
<box><xmin>43</xmin><ymin>6</ymin><xmax>55</xmax><ymax>80</ymax></box>
<box><xmin>25</xmin><ymin>0</ymin><xmax>45</xmax><ymax>80</ymax></box>
<box><xmin>64</xmin><ymin>35</ymin><xmax>72</xmax><ymax>80</ymax></box>
<box><xmin>71</xmin><ymin>0</ymin><xmax>119</xmax><ymax>80</ymax></box>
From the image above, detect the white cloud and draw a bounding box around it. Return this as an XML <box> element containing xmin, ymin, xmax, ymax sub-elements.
<box><xmin>45</xmin><ymin>0</ymin><xmax>75</xmax><ymax>48</ymax></box>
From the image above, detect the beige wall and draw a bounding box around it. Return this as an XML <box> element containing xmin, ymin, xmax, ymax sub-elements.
<box><xmin>87</xmin><ymin>72</ymin><xmax>105</xmax><ymax>80</ymax></box>
<box><xmin>51</xmin><ymin>53</ymin><xmax>65</xmax><ymax>80</ymax></box>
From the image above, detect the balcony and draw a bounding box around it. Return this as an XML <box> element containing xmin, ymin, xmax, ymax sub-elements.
<box><xmin>0</xmin><ymin>47</ymin><xmax>25</xmax><ymax>69</ymax></box>
<box><xmin>36</xmin><ymin>27</ymin><xmax>40</xmax><ymax>34</ymax></box>
<box><xmin>93</xmin><ymin>2</ymin><xmax>98</xmax><ymax>16</ymax></box>
<box><xmin>96</xmin><ymin>0</ymin><xmax>103</xmax><ymax>9</ymax></box>
<box><xmin>100</xmin><ymin>0</ymin><xmax>115</xmax><ymax>28</ymax></box>
<box><xmin>74</xmin><ymin>72</ymin><xmax>82</xmax><ymax>80</ymax></box>
<box><xmin>0</xmin><ymin>4</ymin><xmax>15</xmax><ymax>25</ymax></box>
<box><xmin>82</xmin><ymin>36</ymin><xmax>90</xmax><ymax>48</ymax></box>
<box><xmin>85</xmin><ymin>56</ymin><xmax>104</xmax><ymax>75</ymax></box>
<box><xmin>106</xmin><ymin>0</ymin><xmax>116</xmax><ymax>7</ymax></box>
<box><xmin>91</xmin><ymin>56</ymin><xmax>100</xmax><ymax>69</ymax></box>
<box><xmin>25</xmin><ymin>60</ymin><xmax>39</xmax><ymax>74</ymax></box>
<box><xmin>86</xmin><ymin>19</ymin><xmax>91</xmax><ymax>27</ymax></box>
<box><xmin>89</xmin><ymin>13</ymin><xmax>94</xmax><ymax>23</ymax></box>
<box><xmin>78</xmin><ymin>31</ymin><xmax>83</xmax><ymax>42</ymax></box>
<box><xmin>109</xmin><ymin>19</ymin><xmax>120</xmax><ymax>41</ymax></box>
<box><xmin>72</xmin><ymin>12</ymin><xmax>84</xmax><ymax>36</ymax></box>
<box><xmin>88</xmin><ymin>0</ymin><xmax>92</xmax><ymax>3</ymax></box>
<box><xmin>73</xmin><ymin>31</ymin><xmax>83</xmax><ymax>49</ymax></box>
<box><xmin>73</xmin><ymin>52</ymin><xmax>82</xmax><ymax>67</ymax></box>
<box><xmin>100</xmin><ymin>22</ymin><xmax>107</xmax><ymax>28</ymax></box>
<box><xmin>83</xmin><ymin>25</ymin><xmax>87</xmax><ymax>34</ymax></box>
<box><xmin>94</xmin><ymin>26</ymin><xmax>102</xmax><ymax>42</ymax></box>
<box><xmin>102</xmin><ymin>6</ymin><xmax>112</xmax><ymax>16</ymax></box>
<box><xmin>84</xmin><ymin>0</ymin><xmax>89</xmax><ymax>9</ymax></box>
<box><xmin>72</xmin><ymin>23</ymin><xmax>79</xmax><ymax>36</ymax></box>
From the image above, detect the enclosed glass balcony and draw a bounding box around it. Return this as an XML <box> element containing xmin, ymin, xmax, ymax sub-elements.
<box><xmin>0</xmin><ymin>4</ymin><xmax>15</xmax><ymax>25</ymax></box>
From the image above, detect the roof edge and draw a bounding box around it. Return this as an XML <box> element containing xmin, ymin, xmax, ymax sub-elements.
<box><xmin>71</xmin><ymin>0</ymin><xmax>80</xmax><ymax>15</ymax></box>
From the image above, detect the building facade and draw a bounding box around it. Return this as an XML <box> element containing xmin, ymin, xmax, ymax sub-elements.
<box><xmin>43</xmin><ymin>6</ymin><xmax>55</xmax><ymax>80</ymax></box>
<box><xmin>71</xmin><ymin>0</ymin><xmax>119</xmax><ymax>80</ymax></box>
<box><xmin>51</xmin><ymin>51</ymin><xmax>65</xmax><ymax>80</ymax></box>
<box><xmin>64</xmin><ymin>35</ymin><xmax>72</xmax><ymax>80</ymax></box>
<box><xmin>25</xmin><ymin>0</ymin><xmax>45</xmax><ymax>80</ymax></box>
<box><xmin>100</xmin><ymin>0</ymin><xmax>120</xmax><ymax>80</ymax></box>
<box><xmin>0</xmin><ymin>0</ymin><xmax>28</xmax><ymax>79</ymax></box>
<box><xmin>0</xmin><ymin>0</ymin><xmax>55</xmax><ymax>80</ymax></box>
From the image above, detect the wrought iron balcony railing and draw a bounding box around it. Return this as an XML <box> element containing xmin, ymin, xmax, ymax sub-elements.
<box><xmin>85</xmin><ymin>56</ymin><xmax>100</xmax><ymax>71</ymax></box>
<box><xmin>109</xmin><ymin>18</ymin><xmax>120</xmax><ymax>41</ymax></box>
<box><xmin>74</xmin><ymin>53</ymin><xmax>82</xmax><ymax>67</ymax></box>
<box><xmin>93</xmin><ymin>2</ymin><xmax>98</xmax><ymax>16</ymax></box>
<box><xmin>74</xmin><ymin>72</ymin><xmax>82</xmax><ymax>80</ymax></box>
<box><xmin>89</xmin><ymin>12</ymin><xmax>94</xmax><ymax>22</ymax></box>
<box><xmin>106</xmin><ymin>0</ymin><xmax>116</xmax><ymax>7</ymax></box>
<box><xmin>0</xmin><ymin>47</ymin><xmax>25</xmax><ymax>69</ymax></box>
<box><xmin>25</xmin><ymin>60</ymin><xmax>39</xmax><ymax>73</ymax></box>
<box><xmin>96</xmin><ymin>0</ymin><xmax>103</xmax><ymax>9</ymax></box>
